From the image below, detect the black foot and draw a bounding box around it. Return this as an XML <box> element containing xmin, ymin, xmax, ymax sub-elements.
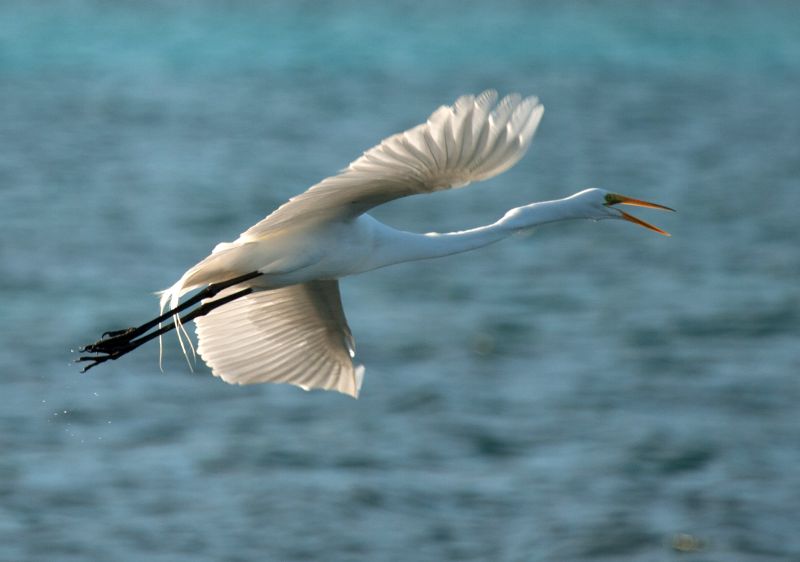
<box><xmin>77</xmin><ymin>328</ymin><xmax>143</xmax><ymax>372</ymax></box>
<box><xmin>76</xmin><ymin>351</ymin><xmax>119</xmax><ymax>372</ymax></box>
<box><xmin>80</xmin><ymin>327</ymin><xmax>140</xmax><ymax>355</ymax></box>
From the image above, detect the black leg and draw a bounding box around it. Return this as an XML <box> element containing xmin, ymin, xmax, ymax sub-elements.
<box><xmin>76</xmin><ymin>272</ymin><xmax>262</xmax><ymax>372</ymax></box>
<box><xmin>80</xmin><ymin>271</ymin><xmax>262</xmax><ymax>354</ymax></box>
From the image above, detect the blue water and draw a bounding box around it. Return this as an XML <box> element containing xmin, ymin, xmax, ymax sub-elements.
<box><xmin>2</xmin><ymin>1</ymin><xmax>799</xmax><ymax>560</ymax></box>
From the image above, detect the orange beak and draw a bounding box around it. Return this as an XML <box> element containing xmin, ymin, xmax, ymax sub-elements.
<box><xmin>605</xmin><ymin>194</ymin><xmax>675</xmax><ymax>237</ymax></box>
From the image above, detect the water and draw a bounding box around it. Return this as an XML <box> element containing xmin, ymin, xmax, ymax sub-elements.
<box><xmin>2</xmin><ymin>1</ymin><xmax>799</xmax><ymax>560</ymax></box>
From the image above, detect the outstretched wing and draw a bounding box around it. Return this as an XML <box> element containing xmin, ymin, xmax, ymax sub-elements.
<box><xmin>195</xmin><ymin>280</ymin><xmax>364</xmax><ymax>398</ymax></box>
<box><xmin>236</xmin><ymin>91</ymin><xmax>544</xmax><ymax>242</ymax></box>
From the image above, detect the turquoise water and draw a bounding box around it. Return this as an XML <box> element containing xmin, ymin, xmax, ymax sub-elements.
<box><xmin>2</xmin><ymin>2</ymin><xmax>799</xmax><ymax>560</ymax></box>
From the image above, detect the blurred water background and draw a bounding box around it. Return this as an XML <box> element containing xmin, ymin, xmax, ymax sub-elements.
<box><xmin>2</xmin><ymin>1</ymin><xmax>799</xmax><ymax>560</ymax></box>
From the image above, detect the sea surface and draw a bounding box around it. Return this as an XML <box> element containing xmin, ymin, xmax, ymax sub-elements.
<box><xmin>1</xmin><ymin>1</ymin><xmax>799</xmax><ymax>561</ymax></box>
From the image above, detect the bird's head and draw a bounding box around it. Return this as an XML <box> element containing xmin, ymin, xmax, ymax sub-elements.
<box><xmin>567</xmin><ymin>188</ymin><xmax>675</xmax><ymax>236</ymax></box>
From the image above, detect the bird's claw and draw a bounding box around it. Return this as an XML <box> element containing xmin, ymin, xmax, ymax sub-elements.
<box><xmin>77</xmin><ymin>326</ymin><xmax>142</xmax><ymax>370</ymax></box>
<box><xmin>75</xmin><ymin>353</ymin><xmax>115</xmax><ymax>373</ymax></box>
<box><xmin>81</xmin><ymin>327</ymin><xmax>139</xmax><ymax>354</ymax></box>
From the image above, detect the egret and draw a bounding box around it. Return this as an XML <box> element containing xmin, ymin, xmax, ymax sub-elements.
<box><xmin>78</xmin><ymin>91</ymin><xmax>673</xmax><ymax>397</ymax></box>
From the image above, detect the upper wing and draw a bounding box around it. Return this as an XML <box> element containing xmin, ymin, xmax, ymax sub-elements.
<box><xmin>236</xmin><ymin>91</ymin><xmax>544</xmax><ymax>242</ymax></box>
<box><xmin>195</xmin><ymin>280</ymin><xmax>364</xmax><ymax>398</ymax></box>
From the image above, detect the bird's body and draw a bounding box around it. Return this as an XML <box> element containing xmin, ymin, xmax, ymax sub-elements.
<box><xmin>79</xmin><ymin>91</ymin><xmax>673</xmax><ymax>397</ymax></box>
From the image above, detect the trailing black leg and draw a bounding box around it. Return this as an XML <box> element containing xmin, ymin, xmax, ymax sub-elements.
<box><xmin>77</xmin><ymin>272</ymin><xmax>262</xmax><ymax>372</ymax></box>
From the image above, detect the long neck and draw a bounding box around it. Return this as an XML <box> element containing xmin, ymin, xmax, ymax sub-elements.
<box><xmin>364</xmin><ymin>197</ymin><xmax>583</xmax><ymax>271</ymax></box>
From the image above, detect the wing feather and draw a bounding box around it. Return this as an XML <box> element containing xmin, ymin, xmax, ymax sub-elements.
<box><xmin>195</xmin><ymin>280</ymin><xmax>363</xmax><ymax>397</ymax></box>
<box><xmin>452</xmin><ymin>105</ymin><xmax>475</xmax><ymax>170</ymax></box>
<box><xmin>236</xmin><ymin>91</ymin><xmax>544</xmax><ymax>242</ymax></box>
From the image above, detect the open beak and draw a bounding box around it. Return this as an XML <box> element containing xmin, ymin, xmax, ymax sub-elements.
<box><xmin>605</xmin><ymin>194</ymin><xmax>675</xmax><ymax>237</ymax></box>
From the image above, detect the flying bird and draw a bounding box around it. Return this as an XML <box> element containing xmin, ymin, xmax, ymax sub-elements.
<box><xmin>78</xmin><ymin>91</ymin><xmax>673</xmax><ymax>397</ymax></box>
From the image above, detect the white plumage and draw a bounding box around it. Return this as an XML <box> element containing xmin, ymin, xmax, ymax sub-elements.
<box><xmin>235</xmin><ymin>91</ymin><xmax>543</xmax><ymax>241</ymax></box>
<box><xmin>159</xmin><ymin>91</ymin><xmax>544</xmax><ymax>397</ymax></box>
<box><xmin>81</xmin><ymin>91</ymin><xmax>673</xmax><ymax>397</ymax></box>
<box><xmin>195</xmin><ymin>281</ymin><xmax>363</xmax><ymax>396</ymax></box>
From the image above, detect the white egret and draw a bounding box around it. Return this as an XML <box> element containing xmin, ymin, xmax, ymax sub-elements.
<box><xmin>79</xmin><ymin>91</ymin><xmax>673</xmax><ymax>397</ymax></box>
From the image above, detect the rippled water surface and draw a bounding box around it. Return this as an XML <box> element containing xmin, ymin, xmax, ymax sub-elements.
<box><xmin>2</xmin><ymin>1</ymin><xmax>799</xmax><ymax>560</ymax></box>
